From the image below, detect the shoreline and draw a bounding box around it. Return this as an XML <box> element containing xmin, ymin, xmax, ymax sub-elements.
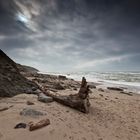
<box><xmin>38</xmin><ymin>71</ymin><xmax>140</xmax><ymax>94</ymax></box>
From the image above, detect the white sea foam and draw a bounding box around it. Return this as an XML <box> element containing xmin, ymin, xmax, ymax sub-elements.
<box><xmin>38</xmin><ymin>71</ymin><xmax>140</xmax><ymax>93</ymax></box>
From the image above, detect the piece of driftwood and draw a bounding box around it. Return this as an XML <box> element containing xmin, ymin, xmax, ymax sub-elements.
<box><xmin>107</xmin><ymin>87</ymin><xmax>123</xmax><ymax>91</ymax></box>
<box><xmin>46</xmin><ymin>77</ymin><xmax>90</xmax><ymax>113</ymax></box>
<box><xmin>29</xmin><ymin>118</ymin><xmax>50</xmax><ymax>131</ymax></box>
<box><xmin>0</xmin><ymin>105</ymin><xmax>13</xmax><ymax>112</ymax></box>
<box><xmin>78</xmin><ymin>77</ymin><xmax>90</xmax><ymax>99</ymax></box>
<box><xmin>120</xmin><ymin>91</ymin><xmax>133</xmax><ymax>96</ymax></box>
<box><xmin>0</xmin><ymin>107</ymin><xmax>9</xmax><ymax>112</ymax></box>
<box><xmin>53</xmin><ymin>95</ymin><xmax>90</xmax><ymax>113</ymax></box>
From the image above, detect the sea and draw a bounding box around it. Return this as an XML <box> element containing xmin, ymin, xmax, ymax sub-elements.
<box><xmin>39</xmin><ymin>71</ymin><xmax>140</xmax><ymax>94</ymax></box>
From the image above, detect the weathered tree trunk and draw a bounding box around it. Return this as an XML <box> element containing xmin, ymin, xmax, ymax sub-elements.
<box><xmin>46</xmin><ymin>77</ymin><xmax>90</xmax><ymax>113</ymax></box>
<box><xmin>78</xmin><ymin>77</ymin><xmax>90</xmax><ymax>99</ymax></box>
<box><xmin>53</xmin><ymin>94</ymin><xmax>90</xmax><ymax>113</ymax></box>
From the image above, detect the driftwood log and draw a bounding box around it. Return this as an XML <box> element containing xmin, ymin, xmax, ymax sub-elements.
<box><xmin>46</xmin><ymin>77</ymin><xmax>90</xmax><ymax>113</ymax></box>
<box><xmin>29</xmin><ymin>119</ymin><xmax>50</xmax><ymax>131</ymax></box>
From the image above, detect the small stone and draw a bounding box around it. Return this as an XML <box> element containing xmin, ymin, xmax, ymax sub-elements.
<box><xmin>38</xmin><ymin>93</ymin><xmax>53</xmax><ymax>103</ymax></box>
<box><xmin>73</xmin><ymin>88</ymin><xmax>77</xmax><ymax>91</ymax></box>
<box><xmin>53</xmin><ymin>83</ymin><xmax>65</xmax><ymax>90</ymax></box>
<box><xmin>98</xmin><ymin>88</ymin><xmax>104</xmax><ymax>92</ymax></box>
<box><xmin>99</xmin><ymin>94</ymin><xmax>103</xmax><ymax>97</ymax></box>
<box><xmin>58</xmin><ymin>75</ymin><xmax>67</xmax><ymax>80</ymax></box>
<box><xmin>20</xmin><ymin>108</ymin><xmax>46</xmax><ymax>117</ymax></box>
<box><xmin>27</xmin><ymin>101</ymin><xmax>34</xmax><ymax>105</ymax></box>
<box><xmin>14</xmin><ymin>123</ymin><xmax>27</xmax><ymax>129</ymax></box>
<box><xmin>32</xmin><ymin>87</ymin><xmax>37</xmax><ymax>91</ymax></box>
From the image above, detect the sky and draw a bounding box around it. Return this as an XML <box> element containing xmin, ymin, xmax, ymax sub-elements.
<box><xmin>0</xmin><ymin>0</ymin><xmax>140</xmax><ymax>72</ymax></box>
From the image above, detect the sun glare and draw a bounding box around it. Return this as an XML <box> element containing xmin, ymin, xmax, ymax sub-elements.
<box><xmin>16</xmin><ymin>12</ymin><xmax>29</xmax><ymax>24</ymax></box>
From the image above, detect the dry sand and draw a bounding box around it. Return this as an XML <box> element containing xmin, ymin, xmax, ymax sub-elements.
<box><xmin>0</xmin><ymin>88</ymin><xmax>140</xmax><ymax>140</ymax></box>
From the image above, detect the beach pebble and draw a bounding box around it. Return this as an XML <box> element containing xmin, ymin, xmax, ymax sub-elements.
<box><xmin>53</xmin><ymin>82</ymin><xmax>65</xmax><ymax>90</ymax></box>
<box><xmin>27</xmin><ymin>101</ymin><xmax>34</xmax><ymax>105</ymax></box>
<box><xmin>99</xmin><ymin>94</ymin><xmax>103</xmax><ymax>97</ymax></box>
<box><xmin>38</xmin><ymin>93</ymin><xmax>53</xmax><ymax>103</ymax></box>
<box><xmin>58</xmin><ymin>75</ymin><xmax>67</xmax><ymax>80</ymax></box>
<box><xmin>14</xmin><ymin>123</ymin><xmax>27</xmax><ymax>129</ymax></box>
<box><xmin>98</xmin><ymin>88</ymin><xmax>104</xmax><ymax>92</ymax></box>
<box><xmin>20</xmin><ymin>108</ymin><xmax>46</xmax><ymax>117</ymax></box>
<box><xmin>73</xmin><ymin>87</ymin><xmax>77</xmax><ymax>91</ymax></box>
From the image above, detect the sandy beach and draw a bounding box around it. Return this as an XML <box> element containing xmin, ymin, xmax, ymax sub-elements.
<box><xmin>1</xmin><ymin>0</ymin><xmax>140</xmax><ymax>139</ymax></box>
<box><xmin>0</xmin><ymin>86</ymin><xmax>140</xmax><ymax>140</ymax></box>
<box><xmin>0</xmin><ymin>49</ymin><xmax>140</xmax><ymax>140</ymax></box>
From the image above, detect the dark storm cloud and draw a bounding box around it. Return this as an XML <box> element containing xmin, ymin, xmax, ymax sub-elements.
<box><xmin>0</xmin><ymin>0</ymin><xmax>18</xmax><ymax>35</ymax></box>
<box><xmin>0</xmin><ymin>0</ymin><xmax>140</xmax><ymax>71</ymax></box>
<box><xmin>0</xmin><ymin>35</ymin><xmax>33</xmax><ymax>49</ymax></box>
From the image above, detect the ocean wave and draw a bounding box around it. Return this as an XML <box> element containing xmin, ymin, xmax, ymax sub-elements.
<box><xmin>66</xmin><ymin>72</ymin><xmax>140</xmax><ymax>92</ymax></box>
<box><xmin>38</xmin><ymin>71</ymin><xmax>140</xmax><ymax>93</ymax></box>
